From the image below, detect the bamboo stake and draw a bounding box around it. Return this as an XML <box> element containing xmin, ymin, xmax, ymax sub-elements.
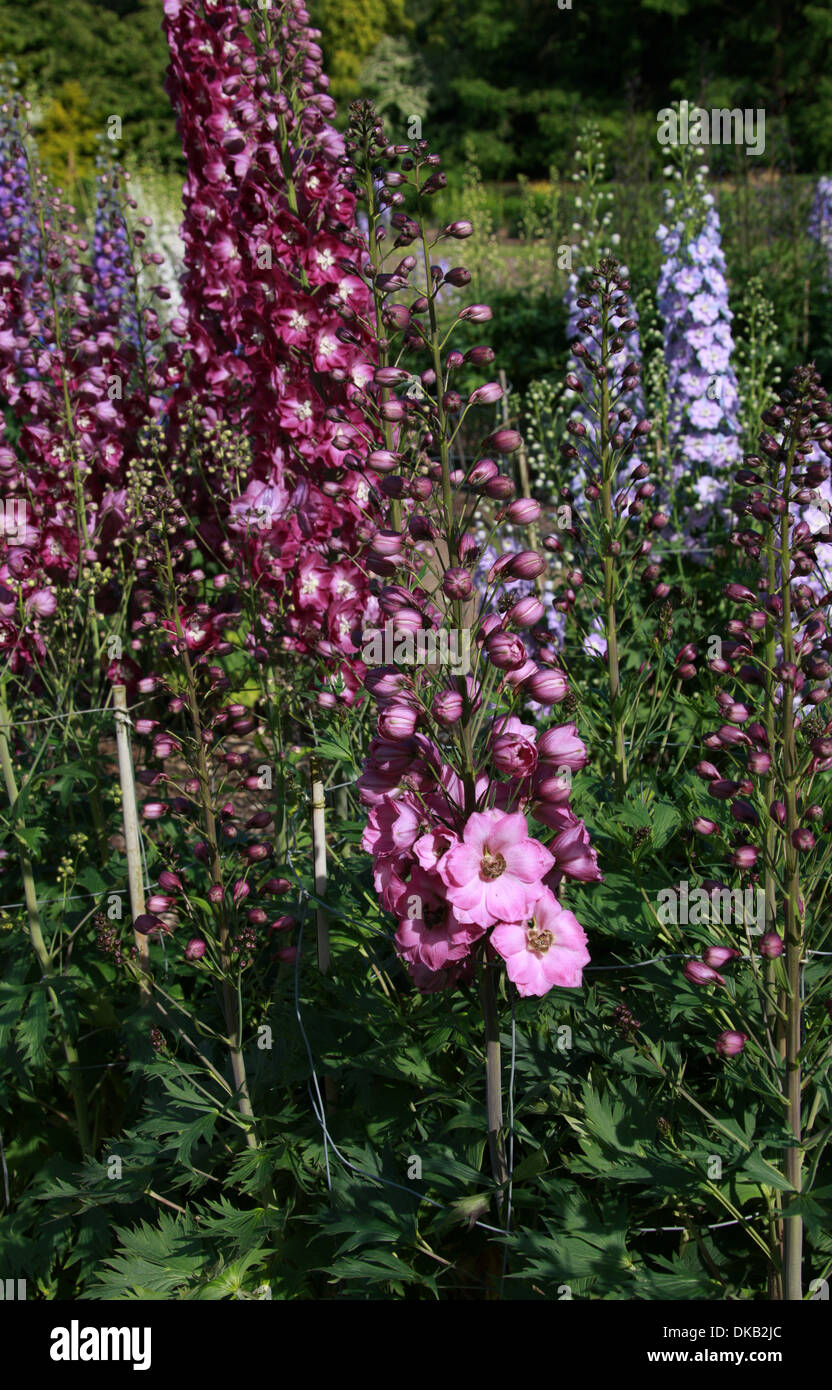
<box><xmin>310</xmin><ymin>756</ymin><xmax>331</xmax><ymax>975</ymax></box>
<box><xmin>310</xmin><ymin>755</ymin><xmax>336</xmax><ymax>1110</ymax></box>
<box><xmin>113</xmin><ymin>685</ymin><xmax>151</xmax><ymax>1001</ymax></box>
<box><xmin>479</xmin><ymin>958</ymin><xmax>509</xmax><ymax>1211</ymax></box>
<box><xmin>498</xmin><ymin>369</ymin><xmax>544</xmax><ymax>597</ymax></box>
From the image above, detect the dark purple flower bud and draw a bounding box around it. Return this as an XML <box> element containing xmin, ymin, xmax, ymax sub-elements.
<box><xmin>368</xmin><ymin>450</ymin><xmax>401</xmax><ymax>473</ymax></box>
<box><xmin>459</xmin><ymin>304</ymin><xmax>492</xmax><ymax>323</ymax></box>
<box><xmin>503</xmin><ymin>551</ymin><xmax>546</xmax><ymax>580</ymax></box>
<box><xmin>704</xmin><ymin>946</ymin><xmax>740</xmax><ymax>968</ymax></box>
<box><xmin>684</xmin><ymin>960</ymin><xmax>725</xmax><ymax>986</ymax></box>
<box><xmin>442</xmin><ymin>567</ymin><xmax>473</xmax><ymax>600</ymax></box>
<box><xmin>185</xmin><ymin>938</ymin><xmax>206</xmax><ymax>961</ymax></box>
<box><xmin>484</xmin><ymin>475</ymin><xmax>515</xmax><ymax>500</ymax></box>
<box><xmin>486</xmin><ymin>631</ymin><xmax>527</xmax><ymax>670</ymax></box>
<box><xmin>716</xmin><ymin>1030</ymin><xmax>748</xmax><ymax>1057</ymax></box>
<box><xmin>433</xmin><ymin>690</ymin><xmax>464</xmax><ymax>725</ymax></box>
<box><xmin>509</xmin><ymin>595</ymin><xmax>545</xmax><ymax>628</ymax></box>
<box><xmin>469</xmin><ymin>458</ymin><xmax>498</xmax><ymax>486</ymax></box>
<box><xmin>709</xmin><ymin>779</ymin><xmax>740</xmax><ymax>800</ymax></box>
<box><xmin>731</xmin><ymin>845</ymin><xmax>759</xmax><ymax>869</ymax></box>
<box><xmin>792</xmin><ymin>828</ymin><xmax>816</xmax><ymax>851</ymax></box>
<box><xmin>468</xmin><ymin>381</ymin><xmax>503</xmax><ymax>406</ymax></box>
<box><xmin>725</xmin><ymin>583</ymin><xmax>757</xmax><ymax>604</ymax></box>
<box><xmin>133</xmin><ymin>913</ymin><xmax>163</xmax><ymax>936</ymax></box>
<box><xmin>505</xmin><ymin>498</ymin><xmax>541</xmax><ymax>524</ymax></box>
<box><xmin>465</xmin><ymin>344</ymin><xmax>495</xmax><ymax>365</ymax></box>
<box><xmin>483</xmin><ymin>428</ymin><xmax>523</xmax><ymax>455</ymax></box>
<box><xmin>759</xmin><ymin>931</ymin><xmax>783</xmax><ymax>959</ymax></box>
<box><xmin>525</xmin><ymin>668</ymin><xmax>569</xmax><ymax>704</ymax></box>
<box><xmin>374</xmin><ymin>367</ymin><xmax>410</xmax><ymax>386</ymax></box>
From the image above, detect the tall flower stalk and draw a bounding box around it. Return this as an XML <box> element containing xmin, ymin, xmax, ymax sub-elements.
<box><xmin>563</xmin><ymin>122</ymin><xmax>646</xmax><ymax>499</ymax></box>
<box><xmin>344</xmin><ymin>104</ymin><xmax>600</xmax><ymax>1205</ymax></box>
<box><xmin>689</xmin><ymin>364</ymin><xmax>832</xmax><ymax>1298</ymax></box>
<box><xmin>561</xmin><ymin>256</ymin><xmax>654</xmax><ymax>793</ymax></box>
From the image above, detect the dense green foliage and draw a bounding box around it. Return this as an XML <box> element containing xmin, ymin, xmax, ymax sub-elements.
<box><xmin>0</xmin><ymin>1</ymin><xmax>179</xmax><ymax>174</ymax></box>
<box><xmin>2</xmin><ymin>1</ymin><xmax>832</xmax><ymax>186</ymax></box>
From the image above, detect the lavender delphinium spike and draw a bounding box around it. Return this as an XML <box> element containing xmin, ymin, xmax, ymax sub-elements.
<box><xmin>91</xmin><ymin>156</ymin><xmax>137</xmax><ymax>339</ymax></box>
<box><xmin>564</xmin><ymin>122</ymin><xmax>646</xmax><ymax>498</ymax></box>
<box><xmin>809</xmin><ymin>176</ymin><xmax>832</xmax><ymax>278</ymax></box>
<box><xmin>0</xmin><ymin>72</ymin><xmax>38</xmax><ymax>277</ymax></box>
<box><xmin>656</xmin><ymin>132</ymin><xmax>741</xmax><ymax>536</ymax></box>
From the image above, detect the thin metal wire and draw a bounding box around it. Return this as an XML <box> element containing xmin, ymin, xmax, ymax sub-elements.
<box><xmin>586</xmin><ymin>953</ymin><xmax>689</xmax><ymax>972</ymax></box>
<box><xmin>325</xmin><ymin>776</ymin><xmax>359</xmax><ymax>794</ymax></box>
<box><xmin>0</xmin><ymin>703</ymin><xmax>135</xmax><ymax>731</ymax></box>
<box><xmin>0</xmin><ymin>886</ymin><xmax>128</xmax><ymax>912</ymax></box>
<box><xmin>638</xmin><ymin>1214</ymin><xmax>763</xmax><ymax>1234</ymax></box>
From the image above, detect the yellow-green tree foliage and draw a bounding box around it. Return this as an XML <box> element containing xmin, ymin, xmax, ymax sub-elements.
<box><xmin>311</xmin><ymin>0</ymin><xmax>409</xmax><ymax>104</ymax></box>
<box><xmin>35</xmin><ymin>80</ymin><xmax>102</xmax><ymax>187</ymax></box>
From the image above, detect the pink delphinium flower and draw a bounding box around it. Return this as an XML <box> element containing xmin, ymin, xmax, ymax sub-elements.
<box><xmin>393</xmin><ymin>867</ymin><xmax>483</xmax><ymax>971</ymax></box>
<box><xmin>439</xmin><ymin>809</ymin><xmax>554</xmax><ymax>928</ymax></box>
<box><xmin>491</xmin><ymin>888</ymin><xmax>590</xmax><ymax>996</ymax></box>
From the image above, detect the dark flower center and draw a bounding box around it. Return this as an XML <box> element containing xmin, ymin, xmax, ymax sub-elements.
<box><xmin>481</xmin><ymin>848</ymin><xmax>506</xmax><ymax>880</ymax></box>
<box><xmin>526</xmin><ymin>922</ymin><xmax>554</xmax><ymax>956</ymax></box>
<box><xmin>423</xmin><ymin>902</ymin><xmax>445</xmax><ymax>931</ymax></box>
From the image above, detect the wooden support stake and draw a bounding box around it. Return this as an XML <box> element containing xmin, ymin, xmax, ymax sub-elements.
<box><xmin>310</xmin><ymin>755</ymin><xmax>336</xmax><ymax>1110</ymax></box>
<box><xmin>499</xmin><ymin>369</ymin><xmax>544</xmax><ymax>597</ymax></box>
<box><xmin>310</xmin><ymin>756</ymin><xmax>331</xmax><ymax>974</ymax></box>
<box><xmin>113</xmin><ymin>685</ymin><xmax>151</xmax><ymax>1001</ymax></box>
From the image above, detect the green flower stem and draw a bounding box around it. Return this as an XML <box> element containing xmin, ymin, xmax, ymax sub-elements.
<box><xmin>779</xmin><ymin>429</ymin><xmax>803</xmax><ymax>1301</ymax></box>
<box><xmin>162</xmin><ymin>540</ymin><xmax>258</xmax><ymax>1148</ymax></box>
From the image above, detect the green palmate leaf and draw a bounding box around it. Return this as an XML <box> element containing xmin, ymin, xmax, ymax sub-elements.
<box><xmin>512</xmin><ymin>1147</ymin><xmax>550</xmax><ymax>1182</ymax></box>
<box><xmin>636</xmin><ymin>1253</ymin><xmax>722</xmax><ymax>1299</ymax></box>
<box><xmin>17</xmin><ymin>986</ymin><xmax>51</xmax><ymax>1069</ymax></box>
<box><xmin>738</xmin><ymin>1150</ymin><xmax>796</xmax><ymax>1192</ymax></box>
<box><xmin>85</xmin><ymin>1213</ymin><xmax>207</xmax><ymax>1300</ymax></box>
<box><xmin>49</xmin><ymin>760</ymin><xmax>97</xmax><ymax>807</ymax></box>
<box><xmin>315</xmin><ymin>735</ymin><xmax>355</xmax><ymax>764</ymax></box>
<box><xmin>190</xmin><ymin>1250</ymin><xmax>272</xmax><ymax>1300</ymax></box>
<box><xmin>650</xmin><ymin>800</ymin><xmax>682</xmax><ymax>849</ymax></box>
<box><xmin>325</xmin><ymin>1247</ymin><xmax>432</xmax><ymax>1293</ymax></box>
<box><xmin>172</xmin><ymin>1113</ymin><xmax>218</xmax><ymax>1167</ymax></box>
